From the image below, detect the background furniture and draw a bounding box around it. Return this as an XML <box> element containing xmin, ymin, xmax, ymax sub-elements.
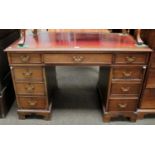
<box><xmin>5</xmin><ymin>30</ymin><xmax>152</xmax><ymax>122</ymax></box>
<box><xmin>0</xmin><ymin>29</ymin><xmax>20</xmax><ymax>118</ymax></box>
<box><xmin>138</xmin><ymin>29</ymin><xmax>155</xmax><ymax>119</ymax></box>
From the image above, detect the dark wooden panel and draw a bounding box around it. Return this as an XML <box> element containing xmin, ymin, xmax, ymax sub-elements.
<box><xmin>141</xmin><ymin>89</ymin><xmax>155</xmax><ymax>109</ymax></box>
<box><xmin>146</xmin><ymin>69</ymin><xmax>155</xmax><ymax>88</ymax></box>
<box><xmin>0</xmin><ymin>81</ymin><xmax>15</xmax><ymax>118</ymax></box>
<box><xmin>150</xmin><ymin>52</ymin><xmax>155</xmax><ymax>68</ymax></box>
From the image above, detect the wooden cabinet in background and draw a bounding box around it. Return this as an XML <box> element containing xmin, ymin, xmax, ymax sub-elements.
<box><xmin>0</xmin><ymin>29</ymin><xmax>20</xmax><ymax>118</ymax></box>
<box><xmin>138</xmin><ymin>52</ymin><xmax>155</xmax><ymax>119</ymax></box>
<box><xmin>137</xmin><ymin>30</ymin><xmax>155</xmax><ymax>119</ymax></box>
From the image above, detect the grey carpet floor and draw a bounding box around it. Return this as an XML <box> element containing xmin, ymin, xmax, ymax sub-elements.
<box><xmin>0</xmin><ymin>66</ymin><xmax>155</xmax><ymax>125</ymax></box>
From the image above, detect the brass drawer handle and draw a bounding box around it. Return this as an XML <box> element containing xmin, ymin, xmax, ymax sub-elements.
<box><xmin>20</xmin><ymin>55</ymin><xmax>30</xmax><ymax>63</ymax></box>
<box><xmin>122</xmin><ymin>71</ymin><xmax>132</xmax><ymax>78</ymax></box>
<box><xmin>25</xmin><ymin>84</ymin><xmax>35</xmax><ymax>92</ymax></box>
<box><xmin>72</xmin><ymin>56</ymin><xmax>84</xmax><ymax>63</ymax></box>
<box><xmin>125</xmin><ymin>56</ymin><xmax>136</xmax><ymax>63</ymax></box>
<box><xmin>118</xmin><ymin>103</ymin><xmax>127</xmax><ymax>108</ymax></box>
<box><xmin>22</xmin><ymin>71</ymin><xmax>33</xmax><ymax>78</ymax></box>
<box><xmin>121</xmin><ymin>87</ymin><xmax>130</xmax><ymax>92</ymax></box>
<box><xmin>28</xmin><ymin>100</ymin><xmax>37</xmax><ymax>106</ymax></box>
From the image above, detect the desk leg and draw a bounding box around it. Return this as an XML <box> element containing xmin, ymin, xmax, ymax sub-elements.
<box><xmin>97</xmin><ymin>66</ymin><xmax>111</xmax><ymax>119</ymax></box>
<box><xmin>45</xmin><ymin>66</ymin><xmax>58</xmax><ymax>97</ymax></box>
<box><xmin>45</xmin><ymin>66</ymin><xmax>58</xmax><ymax>119</ymax></box>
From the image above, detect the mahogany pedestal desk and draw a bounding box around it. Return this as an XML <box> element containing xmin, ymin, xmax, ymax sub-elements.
<box><xmin>5</xmin><ymin>32</ymin><xmax>152</xmax><ymax>122</ymax></box>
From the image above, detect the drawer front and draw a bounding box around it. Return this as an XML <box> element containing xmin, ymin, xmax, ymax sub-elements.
<box><xmin>115</xmin><ymin>54</ymin><xmax>148</xmax><ymax>64</ymax></box>
<box><xmin>141</xmin><ymin>89</ymin><xmax>155</xmax><ymax>109</ymax></box>
<box><xmin>9</xmin><ymin>54</ymin><xmax>41</xmax><ymax>64</ymax></box>
<box><xmin>13</xmin><ymin>67</ymin><xmax>44</xmax><ymax>82</ymax></box>
<box><xmin>43</xmin><ymin>54</ymin><xmax>112</xmax><ymax>64</ymax></box>
<box><xmin>15</xmin><ymin>83</ymin><xmax>45</xmax><ymax>95</ymax></box>
<box><xmin>108</xmin><ymin>98</ymin><xmax>138</xmax><ymax>111</ymax></box>
<box><xmin>146</xmin><ymin>69</ymin><xmax>155</xmax><ymax>88</ymax></box>
<box><xmin>112</xmin><ymin>67</ymin><xmax>143</xmax><ymax>80</ymax></box>
<box><xmin>17</xmin><ymin>96</ymin><xmax>48</xmax><ymax>109</ymax></box>
<box><xmin>111</xmin><ymin>83</ymin><xmax>141</xmax><ymax>95</ymax></box>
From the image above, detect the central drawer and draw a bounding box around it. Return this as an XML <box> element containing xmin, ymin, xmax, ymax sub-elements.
<box><xmin>15</xmin><ymin>83</ymin><xmax>45</xmax><ymax>95</ymax></box>
<box><xmin>111</xmin><ymin>82</ymin><xmax>141</xmax><ymax>96</ymax></box>
<box><xmin>17</xmin><ymin>96</ymin><xmax>48</xmax><ymax>109</ymax></box>
<box><xmin>43</xmin><ymin>54</ymin><xmax>112</xmax><ymax>64</ymax></box>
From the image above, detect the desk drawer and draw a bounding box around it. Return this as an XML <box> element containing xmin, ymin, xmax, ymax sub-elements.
<box><xmin>111</xmin><ymin>82</ymin><xmax>141</xmax><ymax>95</ymax></box>
<box><xmin>12</xmin><ymin>67</ymin><xmax>44</xmax><ymax>82</ymax></box>
<box><xmin>43</xmin><ymin>54</ymin><xmax>112</xmax><ymax>64</ymax></box>
<box><xmin>15</xmin><ymin>83</ymin><xmax>45</xmax><ymax>95</ymax></box>
<box><xmin>112</xmin><ymin>67</ymin><xmax>144</xmax><ymax>80</ymax></box>
<box><xmin>17</xmin><ymin>96</ymin><xmax>48</xmax><ymax>109</ymax></box>
<box><xmin>115</xmin><ymin>54</ymin><xmax>148</xmax><ymax>64</ymax></box>
<box><xmin>108</xmin><ymin>98</ymin><xmax>138</xmax><ymax>111</ymax></box>
<box><xmin>9</xmin><ymin>54</ymin><xmax>41</xmax><ymax>64</ymax></box>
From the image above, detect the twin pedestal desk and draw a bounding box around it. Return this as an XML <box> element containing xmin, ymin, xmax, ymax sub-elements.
<box><xmin>5</xmin><ymin>32</ymin><xmax>154</xmax><ymax>122</ymax></box>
